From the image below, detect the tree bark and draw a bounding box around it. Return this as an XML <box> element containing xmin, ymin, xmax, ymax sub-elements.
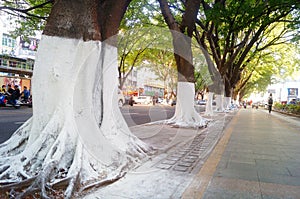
<box><xmin>44</xmin><ymin>0</ymin><xmax>130</xmax><ymax>42</ymax></box>
<box><xmin>159</xmin><ymin>0</ymin><xmax>200</xmax><ymax>83</ymax></box>
<box><xmin>158</xmin><ymin>0</ymin><xmax>206</xmax><ymax>127</ymax></box>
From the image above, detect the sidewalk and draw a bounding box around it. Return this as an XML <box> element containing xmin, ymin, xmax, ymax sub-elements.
<box><xmin>82</xmin><ymin>111</ymin><xmax>234</xmax><ymax>199</ymax></box>
<box><xmin>183</xmin><ymin>108</ymin><xmax>300</xmax><ymax>199</ymax></box>
<box><xmin>82</xmin><ymin>108</ymin><xmax>300</xmax><ymax>198</ymax></box>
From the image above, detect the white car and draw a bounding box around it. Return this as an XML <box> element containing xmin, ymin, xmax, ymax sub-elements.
<box><xmin>133</xmin><ymin>96</ymin><xmax>152</xmax><ymax>105</ymax></box>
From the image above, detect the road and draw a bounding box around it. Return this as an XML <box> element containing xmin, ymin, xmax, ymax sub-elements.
<box><xmin>0</xmin><ymin>106</ymin><xmax>33</xmax><ymax>144</ymax></box>
<box><xmin>121</xmin><ymin>105</ymin><xmax>176</xmax><ymax>126</ymax></box>
<box><xmin>0</xmin><ymin>105</ymin><xmax>175</xmax><ymax>143</ymax></box>
<box><xmin>0</xmin><ymin>104</ymin><xmax>206</xmax><ymax>144</ymax></box>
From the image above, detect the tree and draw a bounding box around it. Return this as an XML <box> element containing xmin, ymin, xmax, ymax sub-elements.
<box><xmin>143</xmin><ymin>48</ymin><xmax>177</xmax><ymax>98</ymax></box>
<box><xmin>118</xmin><ymin>0</ymin><xmax>164</xmax><ymax>90</ymax></box>
<box><xmin>0</xmin><ymin>0</ymin><xmax>52</xmax><ymax>38</ymax></box>
<box><xmin>195</xmin><ymin>0</ymin><xmax>300</xmax><ymax>108</ymax></box>
<box><xmin>158</xmin><ymin>0</ymin><xmax>207</xmax><ymax>127</ymax></box>
<box><xmin>118</xmin><ymin>28</ymin><xmax>156</xmax><ymax>89</ymax></box>
<box><xmin>234</xmin><ymin>41</ymin><xmax>300</xmax><ymax>100</ymax></box>
<box><xmin>0</xmin><ymin>1</ymin><xmax>150</xmax><ymax>198</ymax></box>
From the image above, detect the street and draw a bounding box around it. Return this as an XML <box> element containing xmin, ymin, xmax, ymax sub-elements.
<box><xmin>0</xmin><ymin>106</ymin><xmax>32</xmax><ymax>144</ymax></box>
<box><xmin>121</xmin><ymin>104</ymin><xmax>176</xmax><ymax>126</ymax></box>
<box><xmin>0</xmin><ymin>104</ymin><xmax>206</xmax><ymax>144</ymax></box>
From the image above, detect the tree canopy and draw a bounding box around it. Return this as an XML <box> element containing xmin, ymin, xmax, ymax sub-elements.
<box><xmin>0</xmin><ymin>0</ymin><xmax>51</xmax><ymax>37</ymax></box>
<box><xmin>1</xmin><ymin>0</ymin><xmax>300</xmax><ymax>97</ymax></box>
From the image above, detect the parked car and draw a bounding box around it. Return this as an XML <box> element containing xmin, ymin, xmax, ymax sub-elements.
<box><xmin>196</xmin><ymin>99</ymin><xmax>206</xmax><ymax>105</ymax></box>
<box><xmin>133</xmin><ymin>96</ymin><xmax>152</xmax><ymax>105</ymax></box>
<box><xmin>252</xmin><ymin>102</ymin><xmax>259</xmax><ymax>109</ymax></box>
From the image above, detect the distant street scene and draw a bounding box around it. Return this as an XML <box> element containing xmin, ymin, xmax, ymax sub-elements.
<box><xmin>0</xmin><ymin>104</ymin><xmax>208</xmax><ymax>144</ymax></box>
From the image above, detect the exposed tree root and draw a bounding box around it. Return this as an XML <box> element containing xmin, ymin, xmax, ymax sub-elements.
<box><xmin>0</xmin><ymin>176</ymin><xmax>36</xmax><ymax>192</ymax></box>
<box><xmin>165</xmin><ymin>115</ymin><xmax>208</xmax><ymax>128</ymax></box>
<box><xmin>81</xmin><ymin>171</ymin><xmax>126</xmax><ymax>192</ymax></box>
<box><xmin>0</xmin><ymin>37</ymin><xmax>152</xmax><ymax>198</ymax></box>
<box><xmin>0</xmin><ymin>115</ymin><xmax>151</xmax><ymax>198</ymax></box>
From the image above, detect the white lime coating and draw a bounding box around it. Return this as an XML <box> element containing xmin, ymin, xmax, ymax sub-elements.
<box><xmin>167</xmin><ymin>82</ymin><xmax>207</xmax><ymax>127</ymax></box>
<box><xmin>0</xmin><ymin>36</ymin><xmax>149</xmax><ymax>195</ymax></box>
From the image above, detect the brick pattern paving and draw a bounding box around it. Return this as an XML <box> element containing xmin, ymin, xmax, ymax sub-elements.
<box><xmin>155</xmin><ymin>113</ymin><xmax>234</xmax><ymax>173</ymax></box>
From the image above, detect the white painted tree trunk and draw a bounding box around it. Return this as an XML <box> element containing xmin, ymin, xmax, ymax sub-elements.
<box><xmin>223</xmin><ymin>96</ymin><xmax>232</xmax><ymax>110</ymax></box>
<box><xmin>166</xmin><ymin>82</ymin><xmax>206</xmax><ymax>128</ymax></box>
<box><xmin>0</xmin><ymin>36</ymin><xmax>150</xmax><ymax>195</ymax></box>
<box><xmin>204</xmin><ymin>92</ymin><xmax>214</xmax><ymax>116</ymax></box>
<box><xmin>215</xmin><ymin>94</ymin><xmax>224</xmax><ymax>112</ymax></box>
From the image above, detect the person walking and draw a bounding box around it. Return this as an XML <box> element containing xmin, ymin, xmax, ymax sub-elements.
<box><xmin>129</xmin><ymin>96</ymin><xmax>134</xmax><ymax>106</ymax></box>
<box><xmin>21</xmin><ymin>86</ymin><xmax>30</xmax><ymax>103</ymax></box>
<box><xmin>268</xmin><ymin>93</ymin><xmax>273</xmax><ymax>113</ymax></box>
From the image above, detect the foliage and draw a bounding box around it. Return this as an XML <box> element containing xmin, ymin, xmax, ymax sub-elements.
<box><xmin>274</xmin><ymin>102</ymin><xmax>300</xmax><ymax>114</ymax></box>
<box><xmin>193</xmin><ymin>45</ymin><xmax>211</xmax><ymax>92</ymax></box>
<box><xmin>237</xmin><ymin>32</ymin><xmax>299</xmax><ymax>99</ymax></box>
<box><xmin>0</xmin><ymin>0</ymin><xmax>52</xmax><ymax>38</ymax></box>
<box><xmin>118</xmin><ymin>0</ymin><xmax>170</xmax><ymax>89</ymax></box>
<box><xmin>2</xmin><ymin>0</ymin><xmax>299</xmax><ymax>98</ymax></box>
<box><xmin>195</xmin><ymin>0</ymin><xmax>300</xmax><ymax>96</ymax></box>
<box><xmin>118</xmin><ymin>27</ymin><xmax>157</xmax><ymax>89</ymax></box>
<box><xmin>143</xmin><ymin>48</ymin><xmax>177</xmax><ymax>92</ymax></box>
<box><xmin>121</xmin><ymin>0</ymin><xmax>163</xmax><ymax>29</ymax></box>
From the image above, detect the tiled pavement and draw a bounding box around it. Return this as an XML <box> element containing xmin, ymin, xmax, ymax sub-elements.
<box><xmin>83</xmin><ymin>108</ymin><xmax>300</xmax><ymax>198</ymax></box>
<box><xmin>183</xmin><ymin>108</ymin><xmax>300</xmax><ymax>199</ymax></box>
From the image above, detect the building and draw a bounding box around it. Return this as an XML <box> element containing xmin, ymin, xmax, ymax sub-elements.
<box><xmin>122</xmin><ymin>67</ymin><xmax>165</xmax><ymax>97</ymax></box>
<box><xmin>0</xmin><ymin>11</ymin><xmax>39</xmax><ymax>91</ymax></box>
<box><xmin>267</xmin><ymin>74</ymin><xmax>300</xmax><ymax>103</ymax></box>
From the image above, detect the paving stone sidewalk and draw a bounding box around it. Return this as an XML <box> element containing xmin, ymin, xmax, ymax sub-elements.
<box><xmin>82</xmin><ymin>111</ymin><xmax>236</xmax><ymax>199</ymax></box>
<box><xmin>183</xmin><ymin>108</ymin><xmax>300</xmax><ymax>199</ymax></box>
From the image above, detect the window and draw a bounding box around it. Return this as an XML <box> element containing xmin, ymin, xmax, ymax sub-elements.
<box><xmin>2</xmin><ymin>34</ymin><xmax>16</xmax><ymax>48</ymax></box>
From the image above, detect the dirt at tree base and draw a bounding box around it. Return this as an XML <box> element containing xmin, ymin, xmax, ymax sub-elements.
<box><xmin>0</xmin><ymin>189</ymin><xmax>65</xmax><ymax>198</ymax></box>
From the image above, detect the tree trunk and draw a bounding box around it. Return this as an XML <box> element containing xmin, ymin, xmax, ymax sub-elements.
<box><xmin>204</xmin><ymin>92</ymin><xmax>214</xmax><ymax>116</ymax></box>
<box><xmin>224</xmin><ymin>77</ymin><xmax>233</xmax><ymax>98</ymax></box>
<box><xmin>0</xmin><ymin>1</ymin><xmax>150</xmax><ymax>198</ymax></box>
<box><xmin>158</xmin><ymin>0</ymin><xmax>206</xmax><ymax>127</ymax></box>
<box><xmin>215</xmin><ymin>94</ymin><xmax>224</xmax><ymax>112</ymax></box>
<box><xmin>167</xmin><ymin>82</ymin><xmax>206</xmax><ymax>127</ymax></box>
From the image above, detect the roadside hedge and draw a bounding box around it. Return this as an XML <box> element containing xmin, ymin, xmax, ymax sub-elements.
<box><xmin>274</xmin><ymin>102</ymin><xmax>300</xmax><ymax>115</ymax></box>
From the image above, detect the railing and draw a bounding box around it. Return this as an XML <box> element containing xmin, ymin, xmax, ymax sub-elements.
<box><xmin>0</xmin><ymin>55</ymin><xmax>34</xmax><ymax>76</ymax></box>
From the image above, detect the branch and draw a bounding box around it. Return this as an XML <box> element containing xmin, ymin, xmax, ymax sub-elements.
<box><xmin>158</xmin><ymin>0</ymin><xmax>180</xmax><ymax>31</ymax></box>
<box><xmin>0</xmin><ymin>0</ymin><xmax>53</xmax><ymax>20</ymax></box>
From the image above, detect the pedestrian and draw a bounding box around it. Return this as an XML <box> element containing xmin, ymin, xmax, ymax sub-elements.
<box><xmin>21</xmin><ymin>86</ymin><xmax>30</xmax><ymax>103</ymax></box>
<box><xmin>129</xmin><ymin>96</ymin><xmax>134</xmax><ymax>106</ymax></box>
<box><xmin>268</xmin><ymin>93</ymin><xmax>273</xmax><ymax>113</ymax></box>
<box><xmin>6</xmin><ymin>84</ymin><xmax>14</xmax><ymax>104</ymax></box>
<box><xmin>152</xmin><ymin>95</ymin><xmax>156</xmax><ymax>105</ymax></box>
<box><xmin>1</xmin><ymin>85</ymin><xmax>6</xmax><ymax>94</ymax></box>
<box><xmin>7</xmin><ymin>84</ymin><xmax>14</xmax><ymax>95</ymax></box>
<box><xmin>9</xmin><ymin>85</ymin><xmax>21</xmax><ymax>105</ymax></box>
